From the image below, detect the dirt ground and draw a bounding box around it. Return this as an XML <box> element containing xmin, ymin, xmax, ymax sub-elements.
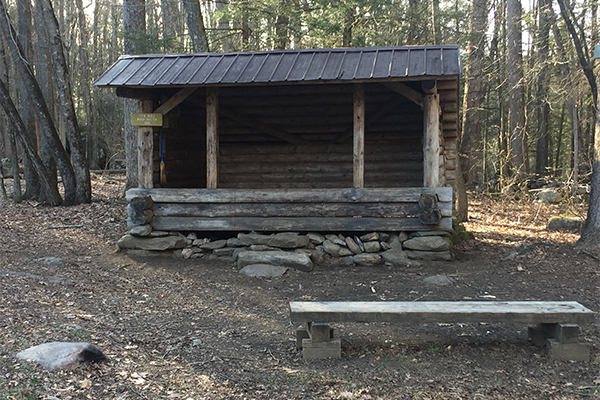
<box><xmin>1</xmin><ymin>174</ymin><xmax>599</xmax><ymax>399</ymax></box>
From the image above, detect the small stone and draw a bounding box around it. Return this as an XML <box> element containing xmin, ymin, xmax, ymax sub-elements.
<box><xmin>237</xmin><ymin>251</ymin><xmax>313</xmax><ymax>272</ymax></box>
<box><xmin>238</xmin><ymin>232</ymin><xmax>310</xmax><ymax>249</ymax></box>
<box><xmin>353</xmin><ymin>253</ymin><xmax>381</xmax><ymax>267</ymax></box>
<box><xmin>380</xmin><ymin>241</ymin><xmax>391</xmax><ymax>251</ymax></box>
<box><xmin>322</xmin><ymin>240</ymin><xmax>342</xmax><ymax>257</ymax></box>
<box><xmin>381</xmin><ymin>249</ymin><xmax>409</xmax><ymax>266</ymax></box>
<box><xmin>148</xmin><ymin>230</ymin><xmax>170</xmax><ymax>237</ymax></box>
<box><xmin>192</xmin><ymin>238</ymin><xmax>210</xmax><ymax>246</ymax></box>
<box><xmin>325</xmin><ymin>234</ymin><xmax>346</xmax><ymax>246</ymax></box>
<box><xmin>547</xmin><ymin>216</ymin><xmax>583</xmax><ymax>232</ymax></box>
<box><xmin>536</xmin><ymin>188</ymin><xmax>563</xmax><ymax>204</ymax></box>
<box><xmin>226</xmin><ymin>237</ymin><xmax>244</xmax><ymax>247</ymax></box>
<box><xmin>353</xmin><ymin>236</ymin><xmax>366</xmax><ymax>252</ymax></box>
<box><xmin>17</xmin><ymin>342</ymin><xmax>106</xmax><ymax>371</ymax></box>
<box><xmin>307</xmin><ymin>232</ymin><xmax>326</xmax><ymax>245</ymax></box>
<box><xmin>405</xmin><ymin>250</ymin><xmax>453</xmax><ymax>261</ymax></box>
<box><xmin>199</xmin><ymin>239</ymin><xmax>227</xmax><ymax>250</ymax></box>
<box><xmin>192</xmin><ymin>339</ymin><xmax>202</xmax><ymax>347</ymax></box>
<box><xmin>409</xmin><ymin>231</ymin><xmax>451</xmax><ymax>237</ymax></box>
<box><xmin>117</xmin><ymin>234</ymin><xmax>187</xmax><ymax>251</ymax></box>
<box><xmin>378</xmin><ymin>232</ymin><xmax>390</xmax><ymax>242</ymax></box>
<box><xmin>424</xmin><ymin>275</ymin><xmax>455</xmax><ymax>285</ymax></box>
<box><xmin>250</xmin><ymin>244</ymin><xmax>279</xmax><ymax>251</ymax></box>
<box><xmin>309</xmin><ymin>248</ymin><xmax>327</xmax><ymax>266</ymax></box>
<box><xmin>186</xmin><ymin>232</ymin><xmax>198</xmax><ymax>240</ymax></box>
<box><xmin>339</xmin><ymin>247</ymin><xmax>353</xmax><ymax>257</ymax></box>
<box><xmin>363</xmin><ymin>241</ymin><xmax>381</xmax><ymax>253</ymax></box>
<box><xmin>181</xmin><ymin>247</ymin><xmax>194</xmax><ymax>259</ymax></box>
<box><xmin>130</xmin><ymin>225</ymin><xmax>152</xmax><ymax>237</ymax></box>
<box><xmin>345</xmin><ymin>237</ymin><xmax>362</xmax><ymax>254</ymax></box>
<box><xmin>360</xmin><ymin>232</ymin><xmax>379</xmax><ymax>242</ymax></box>
<box><xmin>239</xmin><ymin>264</ymin><xmax>288</xmax><ymax>278</ymax></box>
<box><xmin>213</xmin><ymin>247</ymin><xmax>235</xmax><ymax>257</ymax></box>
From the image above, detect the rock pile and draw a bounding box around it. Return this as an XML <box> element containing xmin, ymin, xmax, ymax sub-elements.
<box><xmin>119</xmin><ymin>227</ymin><xmax>463</xmax><ymax>270</ymax></box>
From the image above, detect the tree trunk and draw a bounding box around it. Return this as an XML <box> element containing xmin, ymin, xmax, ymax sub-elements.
<box><xmin>0</xmin><ymin>79</ymin><xmax>62</xmax><ymax>205</ymax></box>
<box><xmin>123</xmin><ymin>0</ymin><xmax>145</xmax><ymax>189</ymax></box>
<box><xmin>0</xmin><ymin>0</ymin><xmax>77</xmax><ymax>205</ymax></box>
<box><xmin>182</xmin><ymin>0</ymin><xmax>209</xmax><ymax>52</ymax></box>
<box><xmin>215</xmin><ymin>0</ymin><xmax>232</xmax><ymax>51</ymax></box>
<box><xmin>18</xmin><ymin>0</ymin><xmax>40</xmax><ymax>200</ymax></box>
<box><xmin>161</xmin><ymin>0</ymin><xmax>181</xmax><ymax>51</ymax></box>
<box><xmin>506</xmin><ymin>0</ymin><xmax>526</xmax><ymax>178</ymax></box>
<box><xmin>407</xmin><ymin>0</ymin><xmax>420</xmax><ymax>44</ymax></box>
<box><xmin>39</xmin><ymin>0</ymin><xmax>91</xmax><ymax>204</ymax></box>
<box><xmin>460</xmin><ymin>0</ymin><xmax>488</xmax><ymax>184</ymax></box>
<box><xmin>342</xmin><ymin>8</ymin><xmax>354</xmax><ymax>47</ymax></box>
<box><xmin>578</xmin><ymin>106</ymin><xmax>600</xmax><ymax>248</ymax></box>
<box><xmin>275</xmin><ymin>1</ymin><xmax>290</xmax><ymax>50</ymax></box>
<box><xmin>534</xmin><ymin>0</ymin><xmax>550</xmax><ymax>176</ymax></box>
<box><xmin>431</xmin><ymin>0</ymin><xmax>442</xmax><ymax>45</ymax></box>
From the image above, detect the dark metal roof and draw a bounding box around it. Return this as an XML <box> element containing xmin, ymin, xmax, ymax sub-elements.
<box><xmin>94</xmin><ymin>46</ymin><xmax>461</xmax><ymax>88</ymax></box>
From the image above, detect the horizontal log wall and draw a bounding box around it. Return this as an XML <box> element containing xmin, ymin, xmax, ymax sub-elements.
<box><xmin>127</xmin><ymin>187</ymin><xmax>453</xmax><ymax>232</ymax></box>
<box><xmin>153</xmin><ymin>83</ymin><xmax>425</xmax><ymax>189</ymax></box>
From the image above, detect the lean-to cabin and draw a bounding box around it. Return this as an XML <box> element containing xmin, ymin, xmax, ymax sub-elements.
<box><xmin>95</xmin><ymin>45</ymin><xmax>461</xmax><ymax>234</ymax></box>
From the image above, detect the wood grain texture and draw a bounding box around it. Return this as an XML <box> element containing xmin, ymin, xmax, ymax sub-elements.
<box><xmin>289</xmin><ymin>301</ymin><xmax>596</xmax><ymax>324</ymax></box>
<box><xmin>206</xmin><ymin>87</ymin><xmax>219</xmax><ymax>188</ymax></box>
<box><xmin>353</xmin><ymin>83</ymin><xmax>365</xmax><ymax>188</ymax></box>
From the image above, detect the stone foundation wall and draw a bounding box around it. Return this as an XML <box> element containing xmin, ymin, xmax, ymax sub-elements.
<box><xmin>118</xmin><ymin>228</ymin><xmax>468</xmax><ymax>271</ymax></box>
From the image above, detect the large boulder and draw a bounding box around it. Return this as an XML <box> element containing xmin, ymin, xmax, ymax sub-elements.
<box><xmin>117</xmin><ymin>234</ymin><xmax>186</xmax><ymax>251</ymax></box>
<box><xmin>403</xmin><ymin>236</ymin><xmax>452</xmax><ymax>252</ymax></box>
<box><xmin>238</xmin><ymin>232</ymin><xmax>309</xmax><ymax>249</ymax></box>
<box><xmin>547</xmin><ymin>215</ymin><xmax>583</xmax><ymax>231</ymax></box>
<box><xmin>536</xmin><ymin>188</ymin><xmax>563</xmax><ymax>204</ymax></box>
<box><xmin>17</xmin><ymin>342</ymin><xmax>105</xmax><ymax>371</ymax></box>
<box><xmin>237</xmin><ymin>250</ymin><xmax>313</xmax><ymax>272</ymax></box>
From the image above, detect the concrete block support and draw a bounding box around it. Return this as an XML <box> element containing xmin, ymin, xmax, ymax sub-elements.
<box><xmin>547</xmin><ymin>339</ymin><xmax>591</xmax><ymax>361</ymax></box>
<box><xmin>302</xmin><ymin>338</ymin><xmax>341</xmax><ymax>360</ymax></box>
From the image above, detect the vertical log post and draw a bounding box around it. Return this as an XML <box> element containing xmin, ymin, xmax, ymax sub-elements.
<box><xmin>423</xmin><ymin>92</ymin><xmax>440</xmax><ymax>187</ymax></box>
<box><xmin>206</xmin><ymin>87</ymin><xmax>219</xmax><ymax>189</ymax></box>
<box><xmin>137</xmin><ymin>99</ymin><xmax>154</xmax><ymax>189</ymax></box>
<box><xmin>353</xmin><ymin>83</ymin><xmax>365</xmax><ymax>188</ymax></box>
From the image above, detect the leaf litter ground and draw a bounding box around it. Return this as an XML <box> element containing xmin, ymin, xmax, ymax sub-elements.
<box><xmin>0</xmin><ymin>175</ymin><xmax>599</xmax><ymax>399</ymax></box>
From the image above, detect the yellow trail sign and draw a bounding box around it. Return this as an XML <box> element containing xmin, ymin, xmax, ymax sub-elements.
<box><xmin>131</xmin><ymin>113</ymin><xmax>163</xmax><ymax>126</ymax></box>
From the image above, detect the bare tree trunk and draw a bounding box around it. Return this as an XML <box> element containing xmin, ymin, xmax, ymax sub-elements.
<box><xmin>18</xmin><ymin>0</ymin><xmax>40</xmax><ymax>200</ymax></box>
<box><xmin>275</xmin><ymin>0</ymin><xmax>290</xmax><ymax>50</ymax></box>
<box><xmin>431</xmin><ymin>0</ymin><xmax>442</xmax><ymax>44</ymax></box>
<box><xmin>408</xmin><ymin>0</ymin><xmax>420</xmax><ymax>44</ymax></box>
<box><xmin>215</xmin><ymin>0</ymin><xmax>232</xmax><ymax>51</ymax></box>
<box><xmin>39</xmin><ymin>0</ymin><xmax>90</xmax><ymax>204</ymax></box>
<box><xmin>578</xmin><ymin>104</ymin><xmax>600</xmax><ymax>248</ymax></box>
<box><xmin>0</xmin><ymin>79</ymin><xmax>62</xmax><ymax>205</ymax></box>
<box><xmin>460</xmin><ymin>0</ymin><xmax>488</xmax><ymax>184</ymax></box>
<box><xmin>506</xmin><ymin>0</ymin><xmax>526</xmax><ymax>178</ymax></box>
<box><xmin>182</xmin><ymin>0</ymin><xmax>209</xmax><ymax>52</ymax></box>
<box><xmin>342</xmin><ymin>8</ymin><xmax>354</xmax><ymax>47</ymax></box>
<box><xmin>123</xmin><ymin>0</ymin><xmax>145</xmax><ymax>189</ymax></box>
<box><xmin>161</xmin><ymin>0</ymin><xmax>181</xmax><ymax>50</ymax></box>
<box><xmin>534</xmin><ymin>0</ymin><xmax>550</xmax><ymax>176</ymax></box>
<box><xmin>0</xmin><ymin>0</ymin><xmax>77</xmax><ymax>205</ymax></box>
<box><xmin>550</xmin><ymin>7</ymin><xmax>579</xmax><ymax>183</ymax></box>
<box><xmin>75</xmin><ymin>0</ymin><xmax>98</xmax><ymax>170</ymax></box>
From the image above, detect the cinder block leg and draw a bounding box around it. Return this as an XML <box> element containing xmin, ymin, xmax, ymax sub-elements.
<box><xmin>296</xmin><ymin>325</ymin><xmax>309</xmax><ymax>349</ymax></box>
<box><xmin>310</xmin><ymin>322</ymin><xmax>332</xmax><ymax>342</ymax></box>
<box><xmin>528</xmin><ymin>326</ymin><xmax>550</xmax><ymax>347</ymax></box>
<box><xmin>547</xmin><ymin>339</ymin><xmax>591</xmax><ymax>361</ymax></box>
<box><xmin>302</xmin><ymin>338</ymin><xmax>341</xmax><ymax>360</ymax></box>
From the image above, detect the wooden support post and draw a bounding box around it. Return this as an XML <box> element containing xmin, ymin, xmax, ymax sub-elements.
<box><xmin>423</xmin><ymin>93</ymin><xmax>440</xmax><ymax>187</ymax></box>
<box><xmin>206</xmin><ymin>87</ymin><xmax>219</xmax><ymax>189</ymax></box>
<box><xmin>137</xmin><ymin>100</ymin><xmax>154</xmax><ymax>189</ymax></box>
<box><xmin>353</xmin><ymin>83</ymin><xmax>365</xmax><ymax>188</ymax></box>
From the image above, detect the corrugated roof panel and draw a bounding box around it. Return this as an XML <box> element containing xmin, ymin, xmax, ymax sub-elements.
<box><xmin>204</xmin><ymin>54</ymin><xmax>238</xmax><ymax>83</ymax></box>
<box><xmin>94</xmin><ymin>46</ymin><xmax>461</xmax><ymax>87</ymax></box>
<box><xmin>372</xmin><ymin>50</ymin><xmax>392</xmax><ymax>78</ymax></box>
<box><xmin>355</xmin><ymin>51</ymin><xmax>377</xmax><ymax>79</ymax></box>
<box><xmin>320</xmin><ymin>51</ymin><xmax>346</xmax><ymax>80</ymax></box>
<box><xmin>303</xmin><ymin>52</ymin><xmax>330</xmax><ymax>80</ymax></box>
<box><xmin>270</xmin><ymin>52</ymin><xmax>299</xmax><ymax>81</ymax></box>
<box><xmin>157</xmin><ymin>57</ymin><xmax>194</xmax><ymax>84</ymax></box>
<box><xmin>220</xmin><ymin>53</ymin><xmax>253</xmax><ymax>83</ymax></box>
<box><xmin>124</xmin><ymin>57</ymin><xmax>162</xmax><ymax>85</ymax></box>
<box><xmin>407</xmin><ymin>48</ymin><xmax>426</xmax><ymax>76</ymax></box>
<box><xmin>389</xmin><ymin>50</ymin><xmax>409</xmax><ymax>77</ymax></box>
<box><xmin>114</xmin><ymin>58</ymin><xmax>150</xmax><ymax>85</ymax></box>
<box><xmin>253</xmin><ymin>53</ymin><xmax>283</xmax><ymax>82</ymax></box>
<box><xmin>140</xmin><ymin>57</ymin><xmax>177</xmax><ymax>85</ymax></box>
<box><xmin>171</xmin><ymin>56</ymin><xmax>211</xmax><ymax>84</ymax></box>
<box><xmin>94</xmin><ymin>57</ymin><xmax>133</xmax><ymax>85</ymax></box>
<box><xmin>442</xmin><ymin>47</ymin><xmax>461</xmax><ymax>75</ymax></box>
<box><xmin>286</xmin><ymin>52</ymin><xmax>315</xmax><ymax>81</ymax></box>
<box><xmin>237</xmin><ymin>53</ymin><xmax>268</xmax><ymax>83</ymax></box>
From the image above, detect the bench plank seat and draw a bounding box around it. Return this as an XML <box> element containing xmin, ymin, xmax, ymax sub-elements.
<box><xmin>290</xmin><ymin>301</ymin><xmax>596</xmax><ymax>325</ymax></box>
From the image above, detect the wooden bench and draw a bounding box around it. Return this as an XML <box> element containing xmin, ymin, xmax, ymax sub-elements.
<box><xmin>289</xmin><ymin>301</ymin><xmax>596</xmax><ymax>361</ymax></box>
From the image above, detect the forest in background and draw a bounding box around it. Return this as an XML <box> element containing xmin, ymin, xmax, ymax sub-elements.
<box><xmin>0</xmin><ymin>0</ymin><xmax>599</xmax><ymax>202</ymax></box>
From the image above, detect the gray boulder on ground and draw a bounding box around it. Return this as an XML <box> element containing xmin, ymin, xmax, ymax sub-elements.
<box><xmin>536</xmin><ymin>188</ymin><xmax>563</xmax><ymax>204</ymax></box>
<box><xmin>239</xmin><ymin>264</ymin><xmax>288</xmax><ymax>278</ymax></box>
<box><xmin>352</xmin><ymin>253</ymin><xmax>381</xmax><ymax>267</ymax></box>
<box><xmin>117</xmin><ymin>234</ymin><xmax>187</xmax><ymax>251</ymax></box>
<box><xmin>238</xmin><ymin>232</ymin><xmax>309</xmax><ymax>249</ymax></box>
<box><xmin>547</xmin><ymin>215</ymin><xmax>583</xmax><ymax>231</ymax></box>
<box><xmin>17</xmin><ymin>342</ymin><xmax>105</xmax><ymax>371</ymax></box>
<box><xmin>403</xmin><ymin>236</ymin><xmax>452</xmax><ymax>252</ymax></box>
<box><xmin>406</xmin><ymin>250</ymin><xmax>453</xmax><ymax>261</ymax></box>
<box><xmin>237</xmin><ymin>250</ymin><xmax>313</xmax><ymax>272</ymax></box>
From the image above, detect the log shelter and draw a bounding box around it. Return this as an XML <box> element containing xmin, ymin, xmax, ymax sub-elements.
<box><xmin>94</xmin><ymin>46</ymin><xmax>461</xmax><ymax>233</ymax></box>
